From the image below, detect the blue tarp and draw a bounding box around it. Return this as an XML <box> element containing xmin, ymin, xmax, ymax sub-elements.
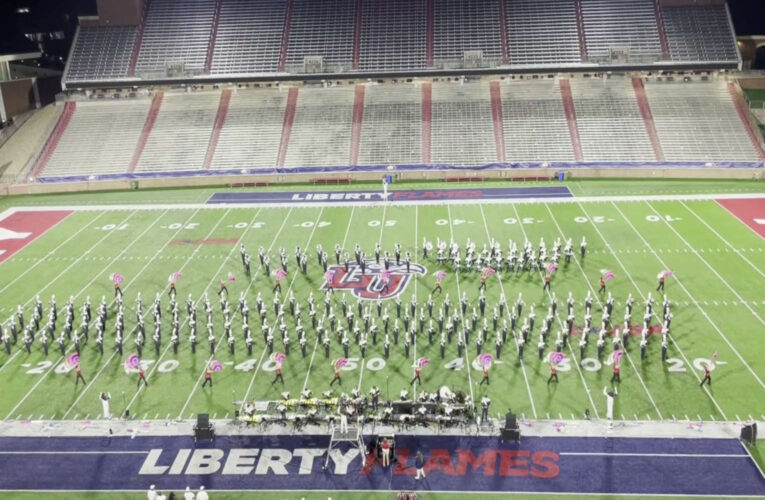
<box><xmin>35</xmin><ymin>161</ymin><xmax>764</xmax><ymax>184</ymax></box>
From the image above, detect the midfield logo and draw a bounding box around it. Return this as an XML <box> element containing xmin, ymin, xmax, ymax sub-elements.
<box><xmin>324</xmin><ymin>260</ymin><xmax>426</xmax><ymax>300</ymax></box>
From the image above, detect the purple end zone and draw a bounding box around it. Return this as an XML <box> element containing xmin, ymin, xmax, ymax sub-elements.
<box><xmin>0</xmin><ymin>434</ymin><xmax>762</xmax><ymax>495</ymax></box>
<box><xmin>206</xmin><ymin>186</ymin><xmax>573</xmax><ymax>205</ymax></box>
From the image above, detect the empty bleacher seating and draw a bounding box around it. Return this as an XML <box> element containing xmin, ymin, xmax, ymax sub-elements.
<box><xmin>135</xmin><ymin>92</ymin><xmax>219</xmax><ymax>172</ymax></box>
<box><xmin>431</xmin><ymin>82</ymin><xmax>497</xmax><ymax>165</ymax></box>
<box><xmin>500</xmin><ymin>80</ymin><xmax>576</xmax><ymax>161</ymax></box>
<box><xmin>210</xmin><ymin>88</ymin><xmax>289</xmax><ymax>169</ymax></box>
<box><xmin>43</xmin><ymin>100</ymin><xmax>151</xmax><ymax>177</ymax></box>
<box><xmin>284</xmin><ymin>86</ymin><xmax>355</xmax><ymax>167</ymax></box>
<box><xmin>569</xmin><ymin>78</ymin><xmax>655</xmax><ymax>161</ymax></box>
<box><xmin>135</xmin><ymin>0</ymin><xmax>215</xmax><ymax>76</ymax></box>
<box><xmin>359</xmin><ymin>0</ymin><xmax>427</xmax><ymax>71</ymax></box>
<box><xmin>65</xmin><ymin>26</ymin><xmax>137</xmax><ymax>82</ymax></box>
<box><xmin>433</xmin><ymin>0</ymin><xmax>503</xmax><ymax>68</ymax></box>
<box><xmin>210</xmin><ymin>0</ymin><xmax>287</xmax><ymax>75</ymax></box>
<box><xmin>285</xmin><ymin>0</ymin><xmax>356</xmax><ymax>74</ymax></box>
<box><xmin>505</xmin><ymin>0</ymin><xmax>581</xmax><ymax>66</ymax></box>
<box><xmin>661</xmin><ymin>4</ymin><xmax>738</xmax><ymax>63</ymax></box>
<box><xmin>581</xmin><ymin>0</ymin><xmax>662</xmax><ymax>64</ymax></box>
<box><xmin>644</xmin><ymin>80</ymin><xmax>757</xmax><ymax>161</ymax></box>
<box><xmin>358</xmin><ymin>84</ymin><xmax>423</xmax><ymax>165</ymax></box>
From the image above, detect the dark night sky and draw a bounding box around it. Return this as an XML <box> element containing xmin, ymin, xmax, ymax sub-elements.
<box><xmin>0</xmin><ymin>0</ymin><xmax>763</xmax><ymax>69</ymax></box>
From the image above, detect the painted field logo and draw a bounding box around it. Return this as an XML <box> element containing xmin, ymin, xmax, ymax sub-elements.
<box><xmin>324</xmin><ymin>261</ymin><xmax>426</xmax><ymax>300</ymax></box>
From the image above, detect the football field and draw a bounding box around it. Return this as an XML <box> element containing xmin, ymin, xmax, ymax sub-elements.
<box><xmin>1</xmin><ymin>182</ymin><xmax>764</xmax><ymax>426</ymax></box>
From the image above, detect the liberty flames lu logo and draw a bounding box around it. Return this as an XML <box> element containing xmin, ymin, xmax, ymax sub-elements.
<box><xmin>323</xmin><ymin>260</ymin><xmax>426</xmax><ymax>300</ymax></box>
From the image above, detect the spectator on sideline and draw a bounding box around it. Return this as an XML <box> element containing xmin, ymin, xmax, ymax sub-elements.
<box><xmin>381</xmin><ymin>438</ymin><xmax>391</xmax><ymax>467</ymax></box>
<box><xmin>196</xmin><ymin>485</ymin><xmax>209</xmax><ymax>500</ymax></box>
<box><xmin>414</xmin><ymin>451</ymin><xmax>426</xmax><ymax>480</ymax></box>
<box><xmin>184</xmin><ymin>487</ymin><xmax>194</xmax><ymax>500</ymax></box>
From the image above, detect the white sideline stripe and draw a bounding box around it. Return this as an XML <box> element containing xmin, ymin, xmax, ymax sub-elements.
<box><xmin>3</xmin><ymin>192</ymin><xmax>765</xmax><ymax>212</ymax></box>
<box><xmin>0</xmin><ymin>451</ymin><xmax>147</xmax><ymax>455</ymax></box>
<box><xmin>638</xmin><ymin>202</ymin><xmax>765</xmax><ymax>391</ymax></box>
<box><xmin>66</xmin><ymin>207</ymin><xmax>223</xmax><ymax>418</ymax></box>
<box><xmin>477</xmin><ymin>204</ymin><xmax>537</xmax><ymax>419</ymax></box>
<box><xmin>559</xmin><ymin>452</ymin><xmax>748</xmax><ymax>458</ymax></box>
<box><xmin>508</xmin><ymin>202</ymin><xmax>599</xmax><ymax>419</ymax></box>
<box><xmin>301</xmin><ymin>206</ymin><xmax>355</xmax><ymax>396</ymax></box>
<box><xmin>581</xmin><ymin>202</ymin><xmax>729</xmax><ymax>420</ymax></box>
<box><xmin>542</xmin><ymin>204</ymin><xmax>663</xmax><ymax>420</ymax></box>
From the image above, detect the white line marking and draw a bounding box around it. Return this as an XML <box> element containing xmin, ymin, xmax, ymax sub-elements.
<box><xmin>478</xmin><ymin>204</ymin><xmax>537</xmax><ymax>419</ymax></box>
<box><xmin>584</xmin><ymin>201</ymin><xmax>729</xmax><ymax>419</ymax></box>
<box><xmin>644</xmin><ymin>201</ymin><xmax>765</xmax><ymax>390</ymax></box>
<box><xmin>509</xmin><ymin>203</ymin><xmax>599</xmax><ymax>419</ymax></box>
<box><xmin>544</xmin><ymin>203</ymin><xmax>662</xmax><ymax>420</ymax></box>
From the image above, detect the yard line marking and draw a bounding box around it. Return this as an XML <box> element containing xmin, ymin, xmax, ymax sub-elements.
<box><xmin>356</xmin><ymin>203</ymin><xmax>386</xmax><ymax>394</ymax></box>
<box><xmin>559</xmin><ymin>452</ymin><xmax>748</xmax><ymax>458</ymax></box>
<box><xmin>580</xmin><ymin>202</ymin><xmax>729</xmax><ymax>419</ymax></box>
<box><xmin>65</xmin><ymin>208</ymin><xmax>230</xmax><ymax>418</ymax></box>
<box><xmin>544</xmin><ymin>204</ymin><xmax>662</xmax><ymax>420</ymax></box>
<box><xmin>301</xmin><ymin>206</ymin><xmax>355</xmax><ymax>396</ymax></box>
<box><xmin>0</xmin><ymin>213</ymin><xmax>109</xmax><ymax>297</ymax></box>
<box><xmin>412</xmin><ymin>204</ymin><xmax>418</xmax><ymax>401</ymax></box>
<box><xmin>234</xmin><ymin>207</ymin><xmax>323</xmax><ymax>411</ymax></box>
<box><xmin>4</xmin><ymin>209</ymin><xmax>172</xmax><ymax>419</ymax></box>
<box><xmin>508</xmin><ymin>204</ymin><xmax>599</xmax><ymax>419</ymax></box>
<box><xmin>447</xmin><ymin>205</ymin><xmax>475</xmax><ymax>409</ymax></box>
<box><xmin>681</xmin><ymin>201</ymin><xmax>765</xmax><ymax>280</ymax></box>
<box><xmin>642</xmin><ymin>201</ymin><xmax>765</xmax><ymax>390</ymax></box>
<box><xmin>2</xmin><ymin>211</ymin><xmax>137</xmax><ymax>329</ymax></box>
<box><xmin>478</xmin><ymin>204</ymin><xmax>537</xmax><ymax>419</ymax></box>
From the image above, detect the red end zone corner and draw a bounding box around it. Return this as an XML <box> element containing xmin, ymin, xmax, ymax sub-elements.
<box><xmin>0</xmin><ymin>210</ymin><xmax>73</xmax><ymax>264</ymax></box>
<box><xmin>717</xmin><ymin>198</ymin><xmax>765</xmax><ymax>239</ymax></box>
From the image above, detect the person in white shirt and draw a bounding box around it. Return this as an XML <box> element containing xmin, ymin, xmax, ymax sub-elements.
<box><xmin>184</xmin><ymin>487</ymin><xmax>195</xmax><ymax>500</ymax></box>
<box><xmin>100</xmin><ymin>392</ymin><xmax>111</xmax><ymax>419</ymax></box>
<box><xmin>147</xmin><ymin>485</ymin><xmax>158</xmax><ymax>500</ymax></box>
<box><xmin>196</xmin><ymin>485</ymin><xmax>209</xmax><ymax>500</ymax></box>
<box><xmin>339</xmin><ymin>406</ymin><xmax>349</xmax><ymax>434</ymax></box>
<box><xmin>604</xmin><ymin>386</ymin><xmax>617</xmax><ymax>420</ymax></box>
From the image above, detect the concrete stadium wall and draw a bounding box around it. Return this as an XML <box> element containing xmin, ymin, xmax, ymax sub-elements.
<box><xmin>0</xmin><ymin>167</ymin><xmax>762</xmax><ymax>198</ymax></box>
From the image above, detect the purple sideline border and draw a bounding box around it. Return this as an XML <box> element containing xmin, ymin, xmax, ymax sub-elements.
<box><xmin>0</xmin><ymin>434</ymin><xmax>762</xmax><ymax>495</ymax></box>
<box><xmin>35</xmin><ymin>161</ymin><xmax>764</xmax><ymax>184</ymax></box>
<box><xmin>206</xmin><ymin>186</ymin><xmax>573</xmax><ymax>204</ymax></box>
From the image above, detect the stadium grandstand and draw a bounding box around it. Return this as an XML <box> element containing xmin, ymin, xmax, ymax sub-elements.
<box><xmin>1</xmin><ymin>1</ymin><xmax>765</xmax><ymax>499</ymax></box>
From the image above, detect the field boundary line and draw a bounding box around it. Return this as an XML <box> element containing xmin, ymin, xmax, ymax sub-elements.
<box><xmin>4</xmin><ymin>192</ymin><xmax>765</xmax><ymax>212</ymax></box>
<box><xmin>543</xmin><ymin>204</ymin><xmax>663</xmax><ymax>420</ymax></box>
<box><xmin>637</xmin><ymin>202</ymin><xmax>765</xmax><ymax>390</ymax></box>
<box><xmin>508</xmin><ymin>202</ymin><xmax>599</xmax><ymax>418</ymax></box>
<box><xmin>477</xmin><ymin>204</ymin><xmax>537</xmax><ymax>418</ymax></box>
<box><xmin>4</xmin><ymin>208</ymin><xmax>176</xmax><ymax>419</ymax></box>
<box><xmin>681</xmin><ymin>201</ymin><xmax>765</xmax><ymax>280</ymax></box>
<box><xmin>446</xmin><ymin>205</ymin><xmax>476</xmax><ymax>409</ymax></box>
<box><xmin>578</xmin><ymin>201</ymin><xmax>729</xmax><ymax>418</ymax></box>
<box><xmin>67</xmin><ymin>208</ymin><xmax>240</xmax><ymax>418</ymax></box>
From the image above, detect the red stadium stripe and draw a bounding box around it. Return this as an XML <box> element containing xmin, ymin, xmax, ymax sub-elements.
<box><xmin>0</xmin><ymin>210</ymin><xmax>73</xmax><ymax>264</ymax></box>
<box><xmin>717</xmin><ymin>198</ymin><xmax>765</xmax><ymax>239</ymax></box>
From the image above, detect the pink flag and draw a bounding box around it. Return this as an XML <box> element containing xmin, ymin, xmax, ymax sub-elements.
<box><xmin>333</xmin><ymin>358</ymin><xmax>348</xmax><ymax>370</ymax></box>
<box><xmin>478</xmin><ymin>353</ymin><xmax>493</xmax><ymax>367</ymax></box>
<box><xmin>547</xmin><ymin>263</ymin><xmax>558</xmax><ymax>274</ymax></box>
<box><xmin>168</xmin><ymin>271</ymin><xmax>182</xmax><ymax>283</ymax></box>
<box><xmin>210</xmin><ymin>360</ymin><xmax>224</xmax><ymax>372</ymax></box>
<box><xmin>65</xmin><ymin>353</ymin><xmax>80</xmax><ymax>369</ymax></box>
<box><xmin>274</xmin><ymin>269</ymin><xmax>287</xmax><ymax>279</ymax></box>
<box><xmin>271</xmin><ymin>352</ymin><xmax>286</xmax><ymax>363</ymax></box>
<box><xmin>325</xmin><ymin>270</ymin><xmax>336</xmax><ymax>282</ymax></box>
<box><xmin>435</xmin><ymin>270</ymin><xmax>446</xmax><ymax>282</ymax></box>
<box><xmin>612</xmin><ymin>350</ymin><xmax>623</xmax><ymax>364</ymax></box>
<box><xmin>710</xmin><ymin>351</ymin><xmax>718</xmax><ymax>364</ymax></box>
<box><xmin>110</xmin><ymin>273</ymin><xmax>123</xmax><ymax>284</ymax></box>
<box><xmin>417</xmin><ymin>357</ymin><xmax>430</xmax><ymax>368</ymax></box>
<box><xmin>549</xmin><ymin>352</ymin><xmax>566</xmax><ymax>365</ymax></box>
<box><xmin>227</xmin><ymin>272</ymin><xmax>236</xmax><ymax>282</ymax></box>
<box><xmin>602</xmin><ymin>270</ymin><xmax>615</xmax><ymax>281</ymax></box>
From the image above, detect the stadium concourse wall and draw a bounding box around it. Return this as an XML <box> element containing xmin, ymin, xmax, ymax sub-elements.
<box><xmin>0</xmin><ymin>161</ymin><xmax>763</xmax><ymax>197</ymax></box>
